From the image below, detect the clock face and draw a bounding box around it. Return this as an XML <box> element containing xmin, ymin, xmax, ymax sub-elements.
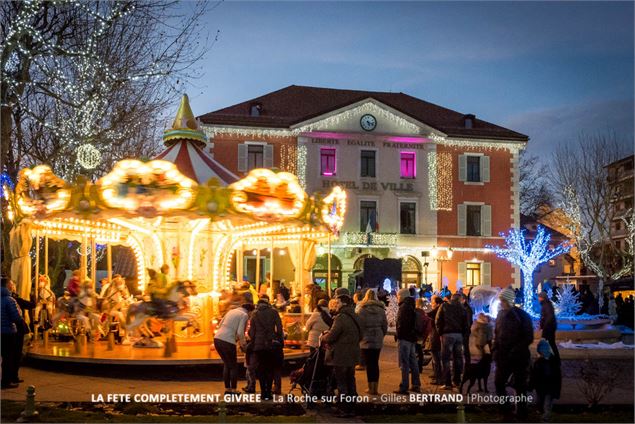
<box><xmin>360</xmin><ymin>114</ymin><xmax>377</xmax><ymax>131</ymax></box>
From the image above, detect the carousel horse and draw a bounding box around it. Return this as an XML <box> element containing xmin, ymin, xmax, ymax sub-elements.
<box><xmin>34</xmin><ymin>274</ymin><xmax>56</xmax><ymax>331</ymax></box>
<box><xmin>100</xmin><ymin>277</ymin><xmax>133</xmax><ymax>342</ymax></box>
<box><xmin>71</xmin><ymin>280</ymin><xmax>106</xmax><ymax>340</ymax></box>
<box><xmin>125</xmin><ymin>281</ymin><xmax>199</xmax><ymax>345</ymax></box>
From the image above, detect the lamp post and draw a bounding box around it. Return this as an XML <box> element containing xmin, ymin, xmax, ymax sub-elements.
<box><xmin>421</xmin><ymin>251</ymin><xmax>430</xmax><ymax>286</ymax></box>
<box><xmin>431</xmin><ymin>246</ymin><xmax>453</xmax><ymax>291</ymax></box>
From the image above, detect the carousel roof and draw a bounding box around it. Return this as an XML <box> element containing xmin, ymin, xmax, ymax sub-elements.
<box><xmin>157</xmin><ymin>94</ymin><xmax>238</xmax><ymax>185</ymax></box>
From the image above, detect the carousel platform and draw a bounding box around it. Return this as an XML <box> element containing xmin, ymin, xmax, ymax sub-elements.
<box><xmin>26</xmin><ymin>340</ymin><xmax>309</xmax><ymax>366</ymax></box>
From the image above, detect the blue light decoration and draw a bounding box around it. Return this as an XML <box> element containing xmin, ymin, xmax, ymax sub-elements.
<box><xmin>487</xmin><ymin>226</ymin><xmax>570</xmax><ymax>314</ymax></box>
<box><xmin>0</xmin><ymin>172</ymin><xmax>14</xmax><ymax>199</ymax></box>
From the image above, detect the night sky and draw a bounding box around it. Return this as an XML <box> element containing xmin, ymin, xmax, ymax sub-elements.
<box><xmin>184</xmin><ymin>1</ymin><xmax>634</xmax><ymax>157</ymax></box>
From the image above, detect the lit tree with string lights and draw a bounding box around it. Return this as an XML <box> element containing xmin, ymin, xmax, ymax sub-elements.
<box><xmin>1</xmin><ymin>0</ymin><xmax>212</xmax><ymax>180</ymax></box>
<box><xmin>488</xmin><ymin>226</ymin><xmax>570</xmax><ymax>313</ymax></box>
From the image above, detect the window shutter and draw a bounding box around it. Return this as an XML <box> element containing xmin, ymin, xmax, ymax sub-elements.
<box><xmin>481</xmin><ymin>205</ymin><xmax>492</xmax><ymax>236</ymax></box>
<box><xmin>457</xmin><ymin>204</ymin><xmax>467</xmax><ymax>236</ymax></box>
<box><xmin>482</xmin><ymin>262</ymin><xmax>491</xmax><ymax>286</ymax></box>
<box><xmin>481</xmin><ymin>155</ymin><xmax>490</xmax><ymax>182</ymax></box>
<box><xmin>264</xmin><ymin>144</ymin><xmax>274</xmax><ymax>168</ymax></box>
<box><xmin>237</xmin><ymin>144</ymin><xmax>247</xmax><ymax>172</ymax></box>
<box><xmin>458</xmin><ymin>154</ymin><xmax>467</xmax><ymax>182</ymax></box>
<box><xmin>458</xmin><ymin>262</ymin><xmax>466</xmax><ymax>285</ymax></box>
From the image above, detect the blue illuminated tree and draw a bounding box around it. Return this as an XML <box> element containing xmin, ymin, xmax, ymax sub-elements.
<box><xmin>488</xmin><ymin>226</ymin><xmax>570</xmax><ymax>313</ymax></box>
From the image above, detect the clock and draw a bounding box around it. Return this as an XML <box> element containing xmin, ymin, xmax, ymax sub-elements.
<box><xmin>360</xmin><ymin>114</ymin><xmax>377</xmax><ymax>131</ymax></box>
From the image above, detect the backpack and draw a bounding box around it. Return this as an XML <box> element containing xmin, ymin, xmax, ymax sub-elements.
<box><xmin>415</xmin><ymin>308</ymin><xmax>431</xmax><ymax>341</ymax></box>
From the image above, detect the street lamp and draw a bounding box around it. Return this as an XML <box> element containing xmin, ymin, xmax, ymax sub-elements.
<box><xmin>431</xmin><ymin>246</ymin><xmax>453</xmax><ymax>291</ymax></box>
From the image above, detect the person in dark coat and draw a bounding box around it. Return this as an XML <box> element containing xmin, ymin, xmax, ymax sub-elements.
<box><xmin>460</xmin><ymin>293</ymin><xmax>474</xmax><ymax>364</ymax></box>
<box><xmin>494</xmin><ymin>287</ymin><xmax>534</xmax><ymax>416</ymax></box>
<box><xmin>322</xmin><ymin>294</ymin><xmax>362</xmax><ymax>416</ymax></box>
<box><xmin>435</xmin><ymin>293</ymin><xmax>467</xmax><ymax>389</ymax></box>
<box><xmin>529</xmin><ymin>339</ymin><xmax>561</xmax><ymax>421</ymax></box>
<box><xmin>357</xmin><ymin>289</ymin><xmax>388</xmax><ymax>395</ymax></box>
<box><xmin>426</xmin><ymin>296</ymin><xmax>443</xmax><ymax>384</ymax></box>
<box><xmin>538</xmin><ymin>291</ymin><xmax>559</xmax><ymax>360</ymax></box>
<box><xmin>247</xmin><ymin>294</ymin><xmax>284</xmax><ymax>400</ymax></box>
<box><xmin>1</xmin><ymin>276</ymin><xmax>26</xmax><ymax>389</ymax></box>
<box><xmin>7</xmin><ymin>280</ymin><xmax>35</xmax><ymax>384</ymax></box>
<box><xmin>394</xmin><ymin>288</ymin><xmax>421</xmax><ymax>394</ymax></box>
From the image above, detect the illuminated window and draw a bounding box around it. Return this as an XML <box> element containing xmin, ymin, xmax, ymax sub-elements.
<box><xmin>247</xmin><ymin>145</ymin><xmax>264</xmax><ymax>170</ymax></box>
<box><xmin>320</xmin><ymin>148</ymin><xmax>336</xmax><ymax>176</ymax></box>
<box><xmin>467</xmin><ymin>156</ymin><xmax>481</xmax><ymax>182</ymax></box>
<box><xmin>466</xmin><ymin>205</ymin><xmax>481</xmax><ymax>236</ymax></box>
<box><xmin>466</xmin><ymin>263</ymin><xmax>481</xmax><ymax>286</ymax></box>
<box><xmin>400</xmin><ymin>152</ymin><xmax>415</xmax><ymax>179</ymax></box>
<box><xmin>400</xmin><ymin>202</ymin><xmax>416</xmax><ymax>234</ymax></box>
<box><xmin>360</xmin><ymin>201</ymin><xmax>377</xmax><ymax>232</ymax></box>
<box><xmin>361</xmin><ymin>150</ymin><xmax>376</xmax><ymax>178</ymax></box>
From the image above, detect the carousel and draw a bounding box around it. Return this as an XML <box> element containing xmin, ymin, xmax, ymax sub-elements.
<box><xmin>4</xmin><ymin>96</ymin><xmax>347</xmax><ymax>365</ymax></box>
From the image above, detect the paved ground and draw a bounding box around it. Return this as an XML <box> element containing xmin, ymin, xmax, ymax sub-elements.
<box><xmin>2</xmin><ymin>341</ymin><xmax>633</xmax><ymax>406</ymax></box>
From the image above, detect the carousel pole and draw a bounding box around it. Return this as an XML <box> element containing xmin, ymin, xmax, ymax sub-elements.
<box><xmin>107</xmin><ymin>244</ymin><xmax>112</xmax><ymax>283</ymax></box>
<box><xmin>81</xmin><ymin>235</ymin><xmax>88</xmax><ymax>281</ymax></box>
<box><xmin>34</xmin><ymin>232</ymin><xmax>39</xmax><ymax>338</ymax></box>
<box><xmin>90</xmin><ymin>237</ymin><xmax>97</xmax><ymax>290</ymax></box>
<box><xmin>255</xmin><ymin>248</ymin><xmax>261</xmax><ymax>292</ymax></box>
<box><xmin>299</xmin><ymin>238</ymin><xmax>305</xmax><ymax>325</ymax></box>
<box><xmin>327</xmin><ymin>233</ymin><xmax>332</xmax><ymax>297</ymax></box>
<box><xmin>270</xmin><ymin>237</ymin><xmax>275</xmax><ymax>297</ymax></box>
<box><xmin>44</xmin><ymin>235</ymin><xmax>49</xmax><ymax>276</ymax></box>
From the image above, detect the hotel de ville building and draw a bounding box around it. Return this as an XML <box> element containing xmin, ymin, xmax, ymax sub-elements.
<box><xmin>198</xmin><ymin>85</ymin><xmax>529</xmax><ymax>293</ymax></box>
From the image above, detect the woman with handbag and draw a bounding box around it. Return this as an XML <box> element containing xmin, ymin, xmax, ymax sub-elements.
<box><xmin>213</xmin><ymin>292</ymin><xmax>253</xmax><ymax>394</ymax></box>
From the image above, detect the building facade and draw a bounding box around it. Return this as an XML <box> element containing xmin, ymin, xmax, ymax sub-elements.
<box><xmin>606</xmin><ymin>155</ymin><xmax>634</xmax><ymax>257</ymax></box>
<box><xmin>199</xmin><ymin>85</ymin><xmax>529</xmax><ymax>291</ymax></box>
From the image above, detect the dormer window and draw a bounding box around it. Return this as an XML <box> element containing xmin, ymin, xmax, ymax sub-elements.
<box><xmin>250</xmin><ymin>103</ymin><xmax>262</xmax><ymax>117</ymax></box>
<box><xmin>464</xmin><ymin>114</ymin><xmax>475</xmax><ymax>129</ymax></box>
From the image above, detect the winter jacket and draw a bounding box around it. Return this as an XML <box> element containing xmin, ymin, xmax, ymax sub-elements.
<box><xmin>493</xmin><ymin>306</ymin><xmax>534</xmax><ymax>365</ymax></box>
<box><xmin>1</xmin><ymin>287</ymin><xmax>23</xmax><ymax>334</ymax></box>
<box><xmin>357</xmin><ymin>300</ymin><xmax>388</xmax><ymax>349</ymax></box>
<box><xmin>67</xmin><ymin>276</ymin><xmax>80</xmax><ymax>297</ymax></box>
<box><xmin>322</xmin><ymin>304</ymin><xmax>361</xmax><ymax>367</ymax></box>
<box><xmin>463</xmin><ymin>303</ymin><xmax>474</xmax><ymax>334</ymax></box>
<box><xmin>214</xmin><ymin>306</ymin><xmax>249</xmax><ymax>346</ymax></box>
<box><xmin>435</xmin><ymin>300</ymin><xmax>468</xmax><ymax>336</ymax></box>
<box><xmin>426</xmin><ymin>307</ymin><xmax>442</xmax><ymax>351</ymax></box>
<box><xmin>471</xmin><ymin>320</ymin><xmax>493</xmax><ymax>348</ymax></box>
<box><xmin>396</xmin><ymin>297</ymin><xmax>417</xmax><ymax>343</ymax></box>
<box><xmin>306</xmin><ymin>307</ymin><xmax>330</xmax><ymax>348</ymax></box>
<box><xmin>539</xmin><ymin>299</ymin><xmax>557</xmax><ymax>341</ymax></box>
<box><xmin>529</xmin><ymin>356</ymin><xmax>562</xmax><ymax>399</ymax></box>
<box><xmin>248</xmin><ymin>301</ymin><xmax>283</xmax><ymax>351</ymax></box>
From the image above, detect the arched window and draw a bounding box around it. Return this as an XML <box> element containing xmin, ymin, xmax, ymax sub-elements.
<box><xmin>353</xmin><ymin>254</ymin><xmax>377</xmax><ymax>271</ymax></box>
<box><xmin>402</xmin><ymin>255</ymin><xmax>422</xmax><ymax>288</ymax></box>
<box><xmin>312</xmin><ymin>254</ymin><xmax>342</xmax><ymax>289</ymax></box>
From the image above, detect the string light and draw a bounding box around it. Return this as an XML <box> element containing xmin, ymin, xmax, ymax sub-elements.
<box><xmin>428</xmin><ymin>151</ymin><xmax>453</xmax><ymax>211</ymax></box>
<box><xmin>341</xmin><ymin>232</ymin><xmax>397</xmax><ymax>246</ymax></box>
<box><xmin>76</xmin><ymin>143</ymin><xmax>101</xmax><ymax>169</ymax></box>
<box><xmin>280</xmin><ymin>144</ymin><xmax>297</xmax><ymax>174</ymax></box>
<box><xmin>297</xmin><ymin>145</ymin><xmax>307</xmax><ymax>189</ymax></box>
<box><xmin>428</xmin><ymin>133</ymin><xmax>523</xmax><ymax>152</ymax></box>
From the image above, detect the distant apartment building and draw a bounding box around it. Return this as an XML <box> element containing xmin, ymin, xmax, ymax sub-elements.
<box><xmin>199</xmin><ymin>85</ymin><xmax>529</xmax><ymax>291</ymax></box>
<box><xmin>606</xmin><ymin>154</ymin><xmax>634</xmax><ymax>266</ymax></box>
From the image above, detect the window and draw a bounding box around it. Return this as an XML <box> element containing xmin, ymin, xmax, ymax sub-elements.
<box><xmin>466</xmin><ymin>205</ymin><xmax>481</xmax><ymax>236</ymax></box>
<box><xmin>400</xmin><ymin>152</ymin><xmax>416</xmax><ymax>179</ymax></box>
<box><xmin>250</xmin><ymin>104</ymin><xmax>261</xmax><ymax>116</ymax></box>
<box><xmin>247</xmin><ymin>145</ymin><xmax>264</xmax><ymax>170</ymax></box>
<box><xmin>467</xmin><ymin>156</ymin><xmax>481</xmax><ymax>182</ymax></box>
<box><xmin>548</xmin><ymin>259</ymin><xmax>556</xmax><ymax>267</ymax></box>
<box><xmin>466</xmin><ymin>263</ymin><xmax>481</xmax><ymax>286</ymax></box>
<box><xmin>360</xmin><ymin>150</ymin><xmax>376</xmax><ymax>178</ymax></box>
<box><xmin>360</xmin><ymin>201</ymin><xmax>377</xmax><ymax>232</ymax></box>
<box><xmin>320</xmin><ymin>148</ymin><xmax>336</xmax><ymax>176</ymax></box>
<box><xmin>400</xmin><ymin>202</ymin><xmax>416</xmax><ymax>234</ymax></box>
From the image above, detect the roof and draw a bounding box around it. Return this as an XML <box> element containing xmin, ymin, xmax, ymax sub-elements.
<box><xmin>155</xmin><ymin>140</ymin><xmax>238</xmax><ymax>185</ymax></box>
<box><xmin>520</xmin><ymin>213</ymin><xmax>569</xmax><ymax>240</ymax></box>
<box><xmin>199</xmin><ymin>85</ymin><xmax>529</xmax><ymax>141</ymax></box>
<box><xmin>164</xmin><ymin>94</ymin><xmax>207</xmax><ymax>146</ymax></box>
<box><xmin>604</xmin><ymin>154</ymin><xmax>634</xmax><ymax>169</ymax></box>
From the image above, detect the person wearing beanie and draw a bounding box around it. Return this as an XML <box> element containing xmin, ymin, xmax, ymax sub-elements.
<box><xmin>394</xmin><ymin>287</ymin><xmax>421</xmax><ymax>394</ymax></box>
<box><xmin>321</xmin><ymin>293</ymin><xmax>362</xmax><ymax>416</ymax></box>
<box><xmin>435</xmin><ymin>293</ymin><xmax>468</xmax><ymax>390</ymax></box>
<box><xmin>213</xmin><ymin>292</ymin><xmax>254</xmax><ymax>394</ymax></box>
<box><xmin>334</xmin><ymin>287</ymin><xmax>350</xmax><ymax>298</ymax></box>
<box><xmin>248</xmin><ymin>293</ymin><xmax>284</xmax><ymax>400</ymax></box>
<box><xmin>538</xmin><ymin>291</ymin><xmax>559</xmax><ymax>360</ymax></box>
<box><xmin>494</xmin><ymin>286</ymin><xmax>534</xmax><ymax>417</ymax></box>
<box><xmin>529</xmin><ymin>339</ymin><xmax>561</xmax><ymax>421</ymax></box>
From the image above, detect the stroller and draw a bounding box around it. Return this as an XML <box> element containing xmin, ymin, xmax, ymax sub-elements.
<box><xmin>289</xmin><ymin>343</ymin><xmax>331</xmax><ymax>398</ymax></box>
